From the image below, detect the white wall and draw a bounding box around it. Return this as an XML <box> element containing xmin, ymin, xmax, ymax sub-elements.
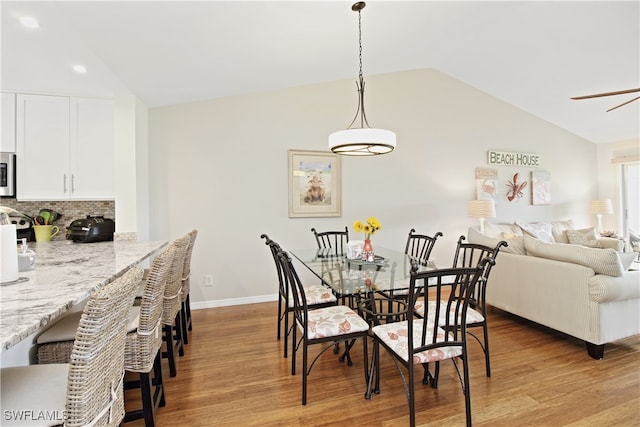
<box><xmin>148</xmin><ymin>68</ymin><xmax>599</xmax><ymax>307</ymax></box>
<box><xmin>114</xmin><ymin>96</ymin><xmax>138</xmax><ymax>233</ymax></box>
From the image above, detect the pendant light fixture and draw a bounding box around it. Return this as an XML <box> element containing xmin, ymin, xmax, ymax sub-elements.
<box><xmin>329</xmin><ymin>2</ymin><xmax>396</xmax><ymax>156</ymax></box>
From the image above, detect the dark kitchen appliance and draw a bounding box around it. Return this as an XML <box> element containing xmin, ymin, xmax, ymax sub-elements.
<box><xmin>66</xmin><ymin>216</ymin><xmax>115</xmax><ymax>243</ymax></box>
<box><xmin>9</xmin><ymin>214</ymin><xmax>33</xmax><ymax>241</ymax></box>
<box><xmin>1</xmin><ymin>152</ymin><xmax>16</xmax><ymax>198</ymax></box>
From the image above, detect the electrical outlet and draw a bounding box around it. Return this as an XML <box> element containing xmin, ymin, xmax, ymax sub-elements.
<box><xmin>204</xmin><ymin>274</ymin><xmax>214</xmax><ymax>286</ymax></box>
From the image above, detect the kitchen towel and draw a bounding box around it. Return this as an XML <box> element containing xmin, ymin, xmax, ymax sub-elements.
<box><xmin>1</xmin><ymin>224</ymin><xmax>19</xmax><ymax>283</ymax></box>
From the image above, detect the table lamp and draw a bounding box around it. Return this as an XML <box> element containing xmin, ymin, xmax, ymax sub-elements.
<box><xmin>589</xmin><ymin>199</ymin><xmax>613</xmax><ymax>234</ymax></box>
<box><xmin>468</xmin><ymin>199</ymin><xmax>496</xmax><ymax>234</ymax></box>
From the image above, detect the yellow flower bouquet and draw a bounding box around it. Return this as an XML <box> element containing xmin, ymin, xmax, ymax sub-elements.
<box><xmin>353</xmin><ymin>217</ymin><xmax>381</xmax><ymax>240</ymax></box>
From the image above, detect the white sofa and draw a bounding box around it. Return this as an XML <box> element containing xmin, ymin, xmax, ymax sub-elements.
<box><xmin>468</xmin><ymin>220</ymin><xmax>639</xmax><ymax>359</ymax></box>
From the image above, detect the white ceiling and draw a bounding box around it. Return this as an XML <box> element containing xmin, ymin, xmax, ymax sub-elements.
<box><xmin>2</xmin><ymin>1</ymin><xmax>639</xmax><ymax>144</ymax></box>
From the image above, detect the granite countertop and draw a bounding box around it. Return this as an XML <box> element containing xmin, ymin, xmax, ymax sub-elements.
<box><xmin>0</xmin><ymin>239</ymin><xmax>167</xmax><ymax>352</ymax></box>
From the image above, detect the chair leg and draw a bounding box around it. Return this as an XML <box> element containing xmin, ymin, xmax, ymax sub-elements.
<box><xmin>181</xmin><ymin>301</ymin><xmax>189</xmax><ymax>345</ymax></box>
<box><xmin>163</xmin><ymin>324</ymin><xmax>177</xmax><ymax>377</ymax></box>
<box><xmin>186</xmin><ymin>294</ymin><xmax>192</xmax><ymax>331</ymax></box>
<box><xmin>365</xmin><ymin>339</ymin><xmax>381</xmax><ymax>399</ymax></box>
<box><xmin>154</xmin><ymin>351</ymin><xmax>166</xmax><ymax>408</ymax></box>
<box><xmin>462</xmin><ymin>353</ymin><xmax>472</xmax><ymax>426</ymax></box>
<box><xmin>140</xmin><ymin>372</ymin><xmax>154</xmax><ymax>426</ymax></box>
<box><xmin>408</xmin><ymin>362</ymin><xmax>416</xmax><ymax>427</ymax></box>
<box><xmin>302</xmin><ymin>336</ymin><xmax>308</xmax><ymax>405</ymax></box>
<box><xmin>283</xmin><ymin>308</ymin><xmax>290</xmax><ymax>358</ymax></box>
<box><xmin>482</xmin><ymin>322</ymin><xmax>491</xmax><ymax>377</ymax></box>
<box><xmin>277</xmin><ymin>298</ymin><xmax>283</xmax><ymax>341</ymax></box>
<box><xmin>123</xmin><ymin>352</ymin><xmax>165</xmax><ymax>427</ymax></box>
<box><xmin>174</xmin><ymin>312</ymin><xmax>184</xmax><ymax>357</ymax></box>
<box><xmin>291</xmin><ymin>323</ymin><xmax>297</xmax><ymax>376</ymax></box>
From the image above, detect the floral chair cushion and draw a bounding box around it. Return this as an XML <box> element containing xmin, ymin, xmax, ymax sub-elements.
<box><xmin>300</xmin><ymin>305</ymin><xmax>369</xmax><ymax>339</ymax></box>
<box><xmin>414</xmin><ymin>301</ymin><xmax>485</xmax><ymax>324</ymax></box>
<box><xmin>372</xmin><ymin>319</ymin><xmax>463</xmax><ymax>363</ymax></box>
<box><xmin>288</xmin><ymin>284</ymin><xmax>337</xmax><ymax>307</ymax></box>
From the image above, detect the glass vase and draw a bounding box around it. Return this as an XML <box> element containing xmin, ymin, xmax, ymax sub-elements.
<box><xmin>362</xmin><ymin>239</ymin><xmax>375</xmax><ymax>262</ymax></box>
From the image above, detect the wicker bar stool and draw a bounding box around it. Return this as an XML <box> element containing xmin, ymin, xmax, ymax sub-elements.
<box><xmin>122</xmin><ymin>244</ymin><xmax>176</xmax><ymax>426</ymax></box>
<box><xmin>1</xmin><ymin>267</ymin><xmax>142</xmax><ymax>427</ymax></box>
<box><xmin>180</xmin><ymin>229</ymin><xmax>198</xmax><ymax>346</ymax></box>
<box><xmin>161</xmin><ymin>233</ymin><xmax>190</xmax><ymax>377</ymax></box>
<box><xmin>34</xmin><ymin>245</ymin><xmax>177</xmax><ymax>426</ymax></box>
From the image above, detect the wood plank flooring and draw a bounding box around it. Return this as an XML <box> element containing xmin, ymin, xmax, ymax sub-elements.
<box><xmin>125</xmin><ymin>302</ymin><xmax>640</xmax><ymax>426</ymax></box>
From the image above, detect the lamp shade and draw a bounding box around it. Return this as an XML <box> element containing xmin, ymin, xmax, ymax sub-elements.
<box><xmin>468</xmin><ymin>199</ymin><xmax>496</xmax><ymax>218</ymax></box>
<box><xmin>329</xmin><ymin>128</ymin><xmax>396</xmax><ymax>156</ymax></box>
<box><xmin>589</xmin><ymin>199</ymin><xmax>613</xmax><ymax>215</ymax></box>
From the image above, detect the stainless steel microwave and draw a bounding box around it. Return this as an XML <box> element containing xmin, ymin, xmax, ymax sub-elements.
<box><xmin>0</xmin><ymin>152</ymin><xmax>16</xmax><ymax>197</ymax></box>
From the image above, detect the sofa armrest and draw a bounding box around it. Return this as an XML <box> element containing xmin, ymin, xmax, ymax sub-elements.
<box><xmin>589</xmin><ymin>270</ymin><xmax>640</xmax><ymax>303</ymax></box>
<box><xmin>598</xmin><ymin>237</ymin><xmax>624</xmax><ymax>251</ymax></box>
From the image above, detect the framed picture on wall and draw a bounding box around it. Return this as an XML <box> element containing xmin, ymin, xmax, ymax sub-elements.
<box><xmin>288</xmin><ymin>150</ymin><xmax>342</xmax><ymax>218</ymax></box>
<box><xmin>531</xmin><ymin>170</ymin><xmax>551</xmax><ymax>205</ymax></box>
<box><xmin>475</xmin><ymin>167</ymin><xmax>498</xmax><ymax>199</ymax></box>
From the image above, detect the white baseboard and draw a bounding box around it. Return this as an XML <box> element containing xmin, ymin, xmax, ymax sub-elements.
<box><xmin>191</xmin><ymin>293</ymin><xmax>278</xmax><ymax>310</ymax></box>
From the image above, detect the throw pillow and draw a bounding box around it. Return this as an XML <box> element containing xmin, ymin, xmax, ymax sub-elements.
<box><xmin>483</xmin><ymin>222</ymin><xmax>522</xmax><ymax>239</ymax></box>
<box><xmin>551</xmin><ymin>219</ymin><xmax>575</xmax><ymax>244</ymax></box>
<box><xmin>467</xmin><ymin>227</ymin><xmax>526</xmax><ymax>255</ymax></box>
<box><xmin>523</xmin><ymin>235</ymin><xmax>624</xmax><ymax>277</ymax></box>
<box><xmin>566</xmin><ymin>228</ymin><xmax>604</xmax><ymax>248</ymax></box>
<box><xmin>516</xmin><ymin>221</ymin><xmax>555</xmax><ymax>243</ymax></box>
<box><xmin>619</xmin><ymin>252</ymin><xmax>639</xmax><ymax>271</ymax></box>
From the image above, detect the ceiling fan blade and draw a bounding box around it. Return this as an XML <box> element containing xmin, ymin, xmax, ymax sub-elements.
<box><xmin>571</xmin><ymin>88</ymin><xmax>640</xmax><ymax>100</ymax></box>
<box><xmin>606</xmin><ymin>96</ymin><xmax>640</xmax><ymax>112</ymax></box>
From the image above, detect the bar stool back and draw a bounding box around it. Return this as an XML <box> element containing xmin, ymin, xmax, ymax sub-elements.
<box><xmin>1</xmin><ymin>267</ymin><xmax>142</xmax><ymax>426</ymax></box>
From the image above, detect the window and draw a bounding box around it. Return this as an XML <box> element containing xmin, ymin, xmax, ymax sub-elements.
<box><xmin>621</xmin><ymin>162</ymin><xmax>639</xmax><ymax>248</ymax></box>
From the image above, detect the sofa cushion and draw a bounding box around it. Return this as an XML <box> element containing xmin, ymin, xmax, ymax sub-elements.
<box><xmin>516</xmin><ymin>221</ymin><xmax>555</xmax><ymax>243</ymax></box>
<box><xmin>566</xmin><ymin>227</ymin><xmax>604</xmax><ymax>248</ymax></box>
<box><xmin>483</xmin><ymin>222</ymin><xmax>522</xmax><ymax>238</ymax></box>
<box><xmin>619</xmin><ymin>252</ymin><xmax>639</xmax><ymax>270</ymax></box>
<box><xmin>523</xmin><ymin>235</ymin><xmax>624</xmax><ymax>277</ymax></box>
<box><xmin>467</xmin><ymin>227</ymin><xmax>525</xmax><ymax>255</ymax></box>
<box><xmin>550</xmin><ymin>219</ymin><xmax>574</xmax><ymax>244</ymax></box>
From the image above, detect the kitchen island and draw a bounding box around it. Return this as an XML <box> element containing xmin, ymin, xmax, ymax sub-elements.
<box><xmin>0</xmin><ymin>239</ymin><xmax>167</xmax><ymax>354</ymax></box>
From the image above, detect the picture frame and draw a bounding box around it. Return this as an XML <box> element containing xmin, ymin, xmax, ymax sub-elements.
<box><xmin>288</xmin><ymin>149</ymin><xmax>341</xmax><ymax>218</ymax></box>
<box><xmin>531</xmin><ymin>170</ymin><xmax>551</xmax><ymax>205</ymax></box>
<box><xmin>475</xmin><ymin>167</ymin><xmax>498</xmax><ymax>200</ymax></box>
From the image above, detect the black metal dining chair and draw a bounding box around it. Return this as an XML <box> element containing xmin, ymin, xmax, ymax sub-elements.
<box><xmin>278</xmin><ymin>249</ymin><xmax>370</xmax><ymax>405</ymax></box>
<box><xmin>414</xmin><ymin>235</ymin><xmax>507</xmax><ymax>379</ymax></box>
<box><xmin>261</xmin><ymin>234</ymin><xmax>337</xmax><ymax>358</ymax></box>
<box><xmin>404</xmin><ymin>228</ymin><xmax>443</xmax><ymax>265</ymax></box>
<box><xmin>366</xmin><ymin>260</ymin><xmax>492</xmax><ymax>427</ymax></box>
<box><xmin>311</xmin><ymin>226</ymin><xmax>349</xmax><ymax>256</ymax></box>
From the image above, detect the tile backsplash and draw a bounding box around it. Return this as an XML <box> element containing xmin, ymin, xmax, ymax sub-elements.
<box><xmin>0</xmin><ymin>199</ymin><xmax>115</xmax><ymax>241</ymax></box>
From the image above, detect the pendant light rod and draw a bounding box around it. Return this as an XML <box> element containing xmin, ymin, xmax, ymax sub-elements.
<box><xmin>329</xmin><ymin>1</ymin><xmax>396</xmax><ymax>156</ymax></box>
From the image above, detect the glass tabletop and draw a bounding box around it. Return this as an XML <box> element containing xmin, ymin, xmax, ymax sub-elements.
<box><xmin>289</xmin><ymin>246</ymin><xmax>436</xmax><ymax>296</ymax></box>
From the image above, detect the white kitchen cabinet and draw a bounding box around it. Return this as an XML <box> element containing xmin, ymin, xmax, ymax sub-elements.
<box><xmin>1</xmin><ymin>92</ymin><xmax>16</xmax><ymax>152</ymax></box>
<box><xmin>16</xmin><ymin>94</ymin><xmax>114</xmax><ymax>200</ymax></box>
<box><xmin>69</xmin><ymin>97</ymin><xmax>114</xmax><ymax>199</ymax></box>
<box><xmin>16</xmin><ymin>94</ymin><xmax>70</xmax><ymax>200</ymax></box>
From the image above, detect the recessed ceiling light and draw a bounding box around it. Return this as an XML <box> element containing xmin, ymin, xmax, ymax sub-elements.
<box><xmin>20</xmin><ymin>16</ymin><xmax>39</xmax><ymax>29</ymax></box>
<box><xmin>73</xmin><ymin>65</ymin><xmax>87</xmax><ymax>74</ymax></box>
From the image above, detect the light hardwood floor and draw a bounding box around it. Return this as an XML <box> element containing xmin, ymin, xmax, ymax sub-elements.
<box><xmin>126</xmin><ymin>302</ymin><xmax>640</xmax><ymax>426</ymax></box>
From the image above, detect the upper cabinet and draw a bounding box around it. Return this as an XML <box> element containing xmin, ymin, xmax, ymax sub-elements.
<box><xmin>1</xmin><ymin>92</ymin><xmax>16</xmax><ymax>152</ymax></box>
<box><xmin>69</xmin><ymin>97</ymin><xmax>115</xmax><ymax>200</ymax></box>
<box><xmin>16</xmin><ymin>94</ymin><xmax>114</xmax><ymax>200</ymax></box>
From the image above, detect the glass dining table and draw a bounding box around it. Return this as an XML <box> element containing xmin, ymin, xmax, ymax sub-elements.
<box><xmin>289</xmin><ymin>246</ymin><xmax>436</xmax><ymax>298</ymax></box>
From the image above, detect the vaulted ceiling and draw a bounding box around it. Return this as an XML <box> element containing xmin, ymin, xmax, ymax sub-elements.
<box><xmin>2</xmin><ymin>1</ymin><xmax>638</xmax><ymax>144</ymax></box>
